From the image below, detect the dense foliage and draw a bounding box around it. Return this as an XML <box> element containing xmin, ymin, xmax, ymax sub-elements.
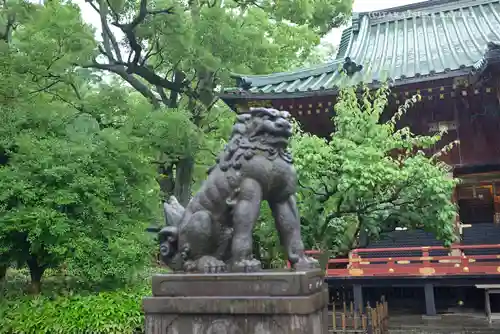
<box><xmin>255</xmin><ymin>86</ymin><xmax>458</xmax><ymax>266</ymax></box>
<box><xmin>0</xmin><ymin>269</ymin><xmax>152</xmax><ymax>334</ymax></box>
<box><xmin>80</xmin><ymin>0</ymin><xmax>353</xmax><ymax>204</ymax></box>
<box><xmin>0</xmin><ymin>97</ymin><xmax>163</xmax><ymax>292</ymax></box>
<box><xmin>0</xmin><ymin>1</ymin><xmax>196</xmax><ymax>291</ymax></box>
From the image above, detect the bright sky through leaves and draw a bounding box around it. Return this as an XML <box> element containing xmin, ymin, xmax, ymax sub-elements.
<box><xmin>72</xmin><ymin>0</ymin><xmax>428</xmax><ymax>53</ymax></box>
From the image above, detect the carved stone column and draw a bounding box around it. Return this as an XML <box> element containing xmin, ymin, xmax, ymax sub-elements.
<box><xmin>143</xmin><ymin>269</ymin><xmax>328</xmax><ymax>334</ymax></box>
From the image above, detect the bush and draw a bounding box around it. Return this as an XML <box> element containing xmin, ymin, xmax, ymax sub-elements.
<box><xmin>0</xmin><ymin>286</ymin><xmax>149</xmax><ymax>334</ymax></box>
<box><xmin>0</xmin><ymin>268</ymin><xmax>168</xmax><ymax>334</ymax></box>
<box><xmin>0</xmin><ymin>98</ymin><xmax>163</xmax><ymax>292</ymax></box>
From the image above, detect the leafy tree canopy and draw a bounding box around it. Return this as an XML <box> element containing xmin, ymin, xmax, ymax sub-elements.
<box><xmin>0</xmin><ymin>1</ymin><xmax>199</xmax><ymax>292</ymax></box>
<box><xmin>0</xmin><ymin>94</ymin><xmax>163</xmax><ymax>292</ymax></box>
<box><xmin>76</xmin><ymin>0</ymin><xmax>353</xmax><ymax>204</ymax></box>
<box><xmin>255</xmin><ymin>86</ymin><xmax>458</xmax><ymax>266</ymax></box>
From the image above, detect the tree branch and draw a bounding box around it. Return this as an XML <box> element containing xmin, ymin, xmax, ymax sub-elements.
<box><xmin>29</xmin><ymin>80</ymin><xmax>62</xmax><ymax>95</ymax></box>
<box><xmin>0</xmin><ymin>0</ymin><xmax>16</xmax><ymax>44</ymax></box>
<box><xmin>26</xmin><ymin>69</ymin><xmax>86</xmax><ymax>112</ymax></box>
<box><xmin>155</xmin><ymin>85</ymin><xmax>169</xmax><ymax>106</ymax></box>
<box><xmin>298</xmin><ymin>179</ymin><xmax>330</xmax><ymax>199</ymax></box>
<box><xmin>87</xmin><ymin>0</ymin><xmax>122</xmax><ymax>63</ymax></box>
<box><xmin>360</xmin><ymin>181</ymin><xmax>409</xmax><ymax>212</ymax></box>
<box><xmin>84</xmin><ymin>0</ymin><xmax>188</xmax><ymax>106</ymax></box>
<box><xmin>127</xmin><ymin>64</ymin><xmax>188</xmax><ymax>95</ymax></box>
<box><xmin>81</xmin><ymin>61</ymin><xmax>161</xmax><ymax>109</ymax></box>
<box><xmin>110</xmin><ymin>0</ymin><xmax>173</xmax><ymax>66</ymax></box>
<box><xmin>205</xmin><ymin>96</ymin><xmax>219</xmax><ymax>112</ymax></box>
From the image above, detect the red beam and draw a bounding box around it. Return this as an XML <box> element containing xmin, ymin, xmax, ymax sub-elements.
<box><xmin>349</xmin><ymin>244</ymin><xmax>500</xmax><ymax>253</ymax></box>
<box><xmin>325</xmin><ymin>264</ymin><xmax>500</xmax><ymax>277</ymax></box>
<box><xmin>303</xmin><ymin>244</ymin><xmax>500</xmax><ymax>278</ymax></box>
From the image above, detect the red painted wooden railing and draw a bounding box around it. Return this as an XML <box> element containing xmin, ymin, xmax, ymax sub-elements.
<box><xmin>297</xmin><ymin>244</ymin><xmax>500</xmax><ymax>277</ymax></box>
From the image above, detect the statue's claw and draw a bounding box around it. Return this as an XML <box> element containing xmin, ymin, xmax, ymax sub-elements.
<box><xmin>195</xmin><ymin>256</ymin><xmax>227</xmax><ymax>273</ymax></box>
<box><xmin>293</xmin><ymin>256</ymin><xmax>319</xmax><ymax>271</ymax></box>
<box><xmin>183</xmin><ymin>260</ymin><xmax>198</xmax><ymax>272</ymax></box>
<box><xmin>231</xmin><ymin>258</ymin><xmax>262</xmax><ymax>273</ymax></box>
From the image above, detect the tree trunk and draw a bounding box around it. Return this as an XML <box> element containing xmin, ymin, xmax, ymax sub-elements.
<box><xmin>174</xmin><ymin>157</ymin><xmax>194</xmax><ymax>206</ymax></box>
<box><xmin>0</xmin><ymin>265</ymin><xmax>6</xmax><ymax>282</ymax></box>
<box><xmin>0</xmin><ymin>266</ymin><xmax>5</xmax><ymax>291</ymax></box>
<box><xmin>157</xmin><ymin>162</ymin><xmax>175</xmax><ymax>199</ymax></box>
<box><xmin>27</xmin><ymin>256</ymin><xmax>45</xmax><ymax>295</ymax></box>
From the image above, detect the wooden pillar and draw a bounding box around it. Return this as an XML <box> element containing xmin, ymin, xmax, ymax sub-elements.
<box><xmin>493</xmin><ymin>182</ymin><xmax>500</xmax><ymax>224</ymax></box>
<box><xmin>485</xmin><ymin>289</ymin><xmax>492</xmax><ymax>323</ymax></box>
<box><xmin>451</xmin><ymin>174</ymin><xmax>462</xmax><ymax>238</ymax></box>
<box><xmin>353</xmin><ymin>284</ymin><xmax>363</xmax><ymax>313</ymax></box>
<box><xmin>424</xmin><ymin>283</ymin><xmax>437</xmax><ymax>316</ymax></box>
<box><xmin>450</xmin><ymin>175</ymin><xmax>464</xmax><ymax>258</ymax></box>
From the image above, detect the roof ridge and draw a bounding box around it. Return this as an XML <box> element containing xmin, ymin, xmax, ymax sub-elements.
<box><xmin>233</xmin><ymin>60</ymin><xmax>343</xmax><ymax>87</ymax></box>
<box><xmin>356</xmin><ymin>0</ymin><xmax>499</xmax><ymax>26</ymax></box>
<box><xmin>221</xmin><ymin>0</ymin><xmax>500</xmax><ymax>97</ymax></box>
<box><xmin>356</xmin><ymin>0</ymin><xmax>478</xmax><ymax>16</ymax></box>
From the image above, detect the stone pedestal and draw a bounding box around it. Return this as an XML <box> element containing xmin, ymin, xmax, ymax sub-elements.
<box><xmin>143</xmin><ymin>269</ymin><xmax>328</xmax><ymax>334</ymax></box>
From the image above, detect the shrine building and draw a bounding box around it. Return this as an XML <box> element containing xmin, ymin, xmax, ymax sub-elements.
<box><xmin>220</xmin><ymin>0</ymin><xmax>500</xmax><ymax>321</ymax></box>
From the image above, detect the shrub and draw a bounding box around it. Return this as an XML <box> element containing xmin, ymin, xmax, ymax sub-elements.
<box><xmin>0</xmin><ymin>269</ymin><xmax>162</xmax><ymax>334</ymax></box>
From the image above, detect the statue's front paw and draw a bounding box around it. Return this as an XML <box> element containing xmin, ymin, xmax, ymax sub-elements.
<box><xmin>293</xmin><ymin>256</ymin><xmax>319</xmax><ymax>271</ymax></box>
<box><xmin>183</xmin><ymin>260</ymin><xmax>198</xmax><ymax>272</ymax></box>
<box><xmin>196</xmin><ymin>256</ymin><xmax>227</xmax><ymax>273</ymax></box>
<box><xmin>231</xmin><ymin>258</ymin><xmax>262</xmax><ymax>273</ymax></box>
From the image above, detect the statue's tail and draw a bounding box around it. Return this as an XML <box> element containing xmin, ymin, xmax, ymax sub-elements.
<box><xmin>163</xmin><ymin>195</ymin><xmax>185</xmax><ymax>227</ymax></box>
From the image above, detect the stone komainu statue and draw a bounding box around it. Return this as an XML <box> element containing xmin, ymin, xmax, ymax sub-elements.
<box><xmin>158</xmin><ymin>107</ymin><xmax>318</xmax><ymax>272</ymax></box>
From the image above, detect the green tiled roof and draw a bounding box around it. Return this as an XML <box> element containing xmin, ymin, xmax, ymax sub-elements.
<box><xmin>223</xmin><ymin>0</ymin><xmax>500</xmax><ymax>97</ymax></box>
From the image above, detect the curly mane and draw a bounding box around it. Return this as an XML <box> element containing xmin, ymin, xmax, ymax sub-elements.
<box><xmin>207</xmin><ymin>108</ymin><xmax>293</xmax><ymax>175</ymax></box>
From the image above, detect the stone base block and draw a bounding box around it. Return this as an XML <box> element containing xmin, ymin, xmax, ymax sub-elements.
<box><xmin>143</xmin><ymin>269</ymin><xmax>328</xmax><ymax>334</ymax></box>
